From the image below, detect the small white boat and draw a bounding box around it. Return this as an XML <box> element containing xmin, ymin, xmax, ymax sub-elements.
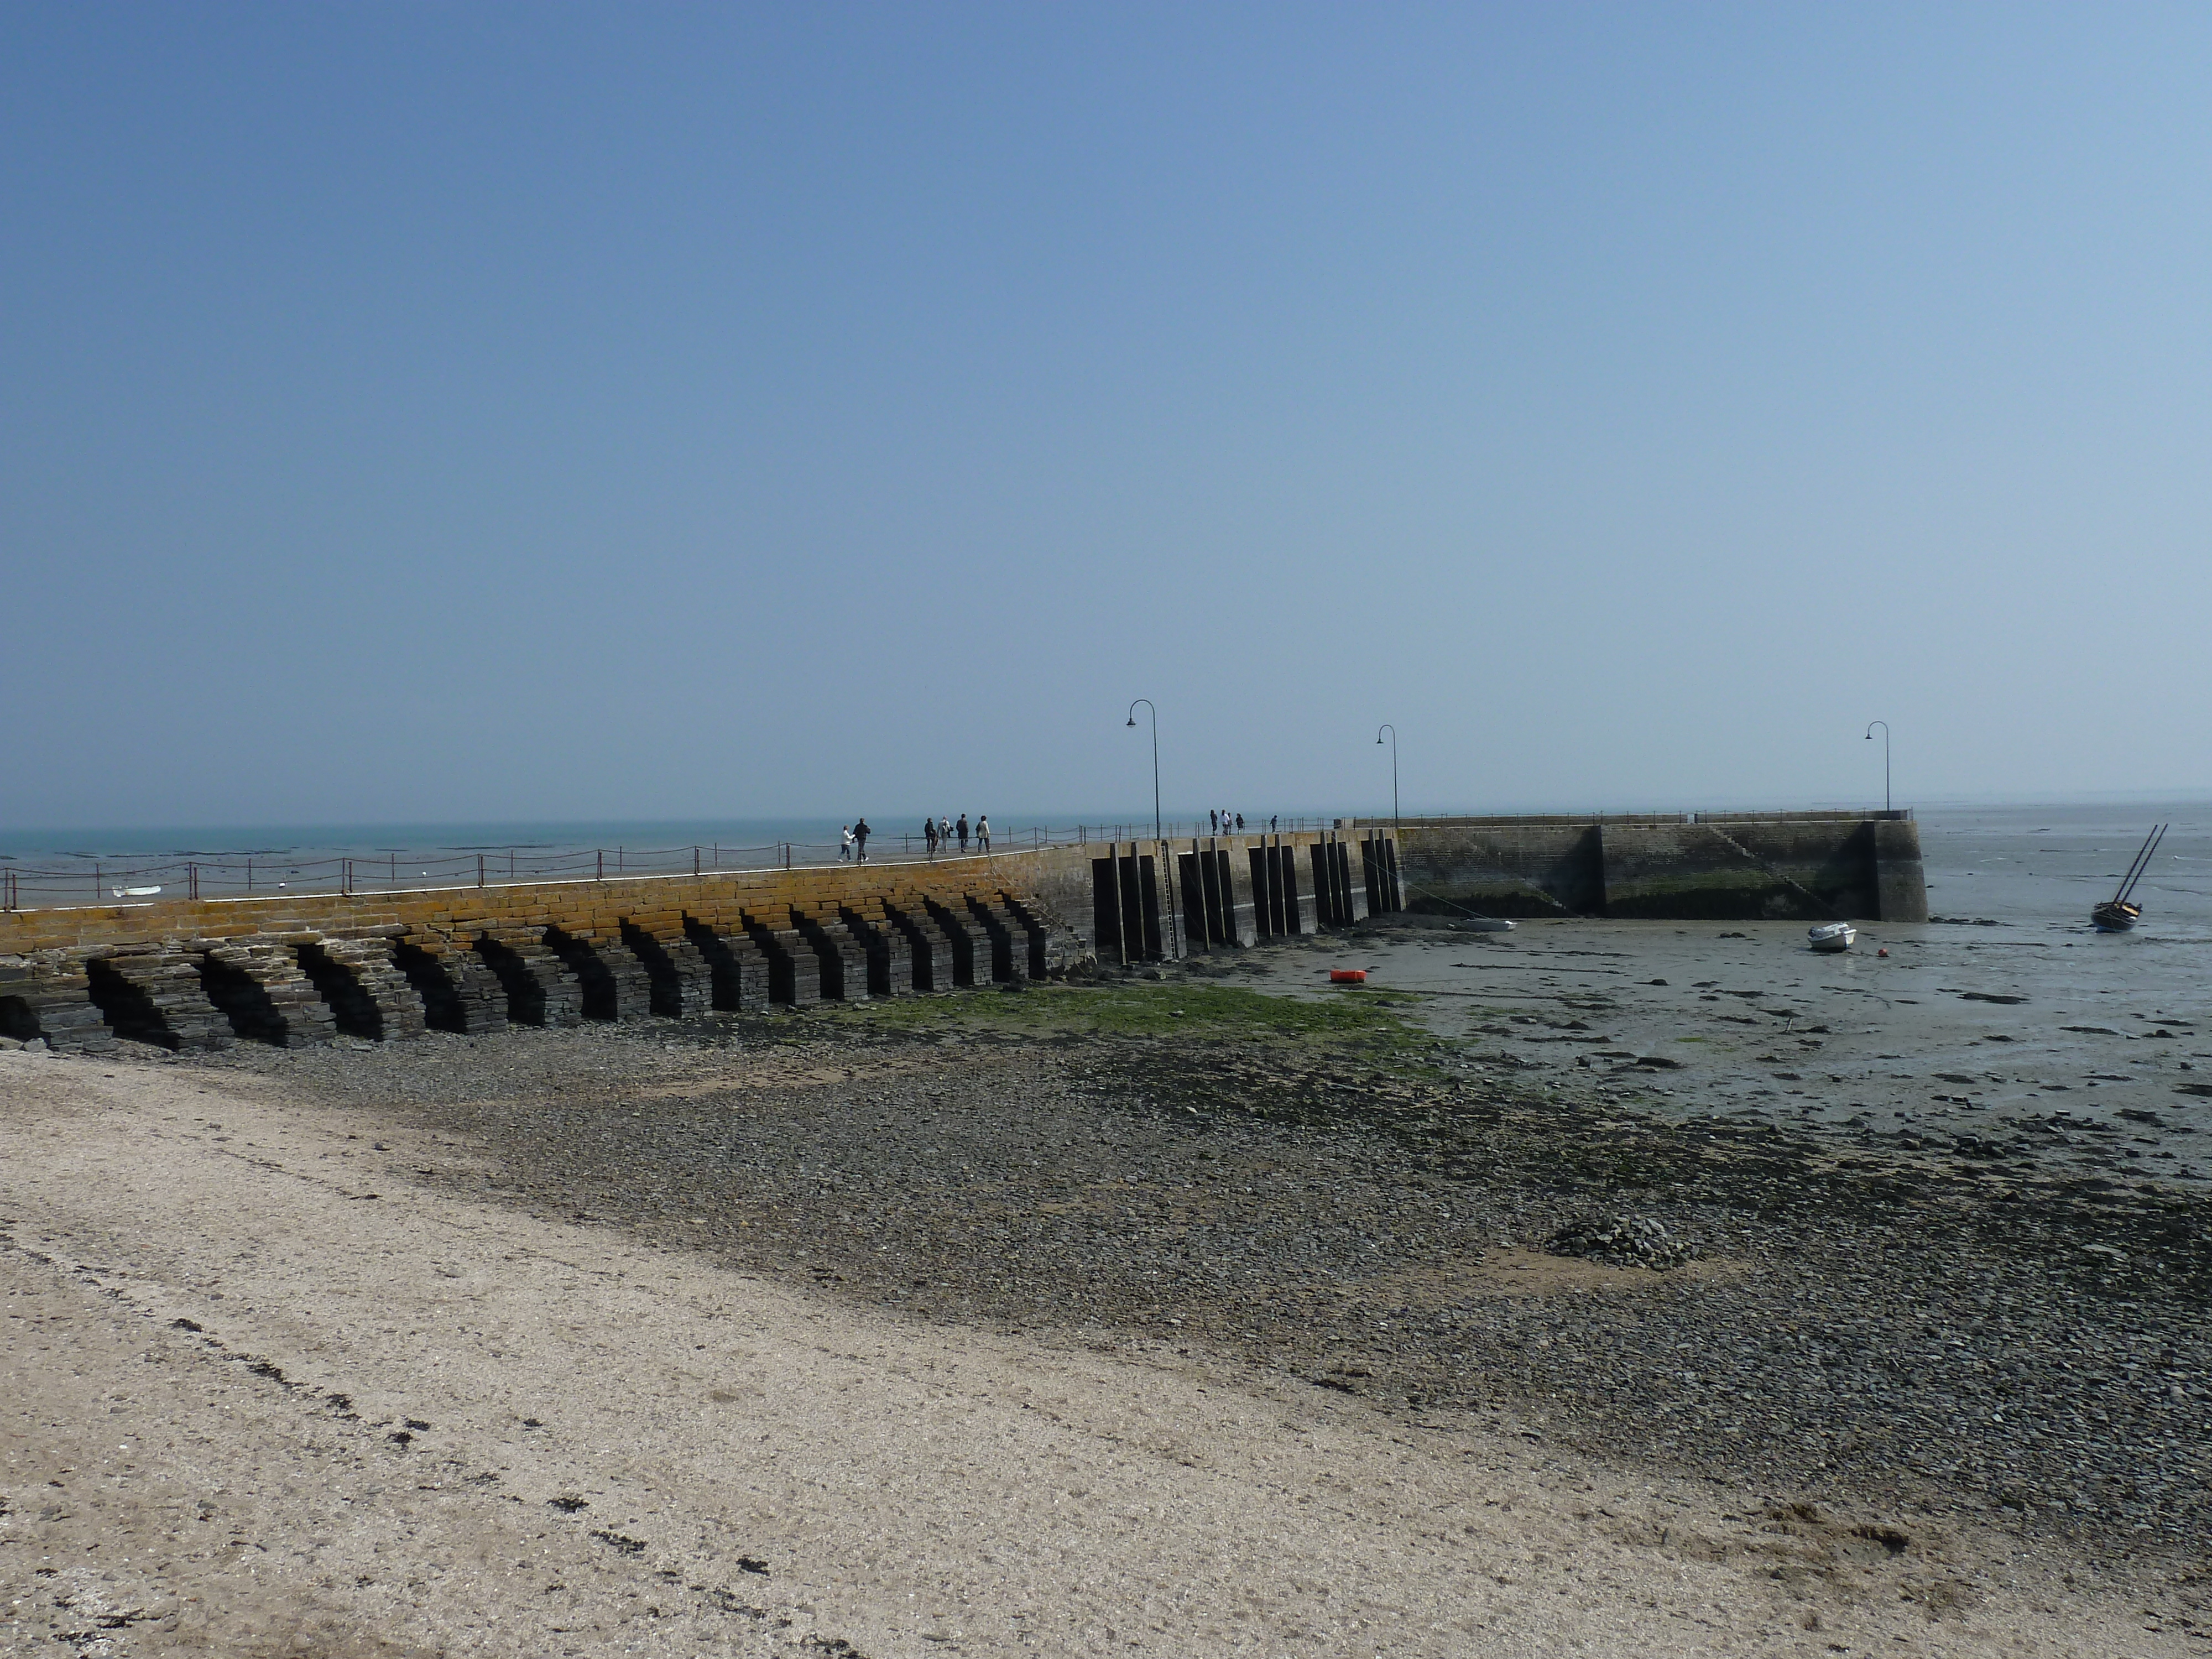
<box><xmin>1807</xmin><ymin>922</ymin><xmax>1856</xmax><ymax>953</ymax></box>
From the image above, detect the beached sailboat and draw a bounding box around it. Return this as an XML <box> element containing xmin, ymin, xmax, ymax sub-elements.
<box><xmin>1807</xmin><ymin>921</ymin><xmax>1856</xmax><ymax>953</ymax></box>
<box><xmin>2093</xmin><ymin>823</ymin><xmax>2167</xmax><ymax>932</ymax></box>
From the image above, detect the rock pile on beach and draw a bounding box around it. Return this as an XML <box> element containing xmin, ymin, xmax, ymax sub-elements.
<box><xmin>1545</xmin><ymin>1213</ymin><xmax>1699</xmax><ymax>1270</ymax></box>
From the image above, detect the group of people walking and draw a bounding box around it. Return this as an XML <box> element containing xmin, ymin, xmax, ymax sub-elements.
<box><xmin>842</xmin><ymin>810</ymin><xmax>1291</xmax><ymax>862</ymax></box>
<box><xmin>838</xmin><ymin>815</ymin><xmax>992</xmax><ymax>860</ymax></box>
<box><xmin>841</xmin><ymin>808</ymin><xmax>1285</xmax><ymax>862</ymax></box>
<box><xmin>924</xmin><ymin>814</ymin><xmax>988</xmax><ymax>857</ymax></box>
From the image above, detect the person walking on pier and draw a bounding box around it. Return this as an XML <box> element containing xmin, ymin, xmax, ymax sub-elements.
<box><xmin>1210</xmin><ymin>808</ymin><xmax>1219</xmax><ymax>834</ymax></box>
<box><xmin>924</xmin><ymin>817</ymin><xmax>938</xmax><ymax>857</ymax></box>
<box><xmin>853</xmin><ymin>818</ymin><xmax>872</xmax><ymax>862</ymax></box>
<box><xmin>940</xmin><ymin>815</ymin><xmax>951</xmax><ymax>852</ymax></box>
<box><xmin>956</xmin><ymin>814</ymin><xmax>969</xmax><ymax>854</ymax></box>
<box><xmin>976</xmin><ymin>814</ymin><xmax>990</xmax><ymax>853</ymax></box>
<box><xmin>840</xmin><ymin>825</ymin><xmax>854</xmax><ymax>861</ymax></box>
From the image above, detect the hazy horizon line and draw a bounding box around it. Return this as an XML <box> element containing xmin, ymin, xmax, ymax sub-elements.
<box><xmin>5</xmin><ymin>786</ymin><xmax>2210</xmax><ymax>845</ymax></box>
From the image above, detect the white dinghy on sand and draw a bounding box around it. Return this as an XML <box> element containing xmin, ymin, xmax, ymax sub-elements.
<box><xmin>1807</xmin><ymin>922</ymin><xmax>1856</xmax><ymax>953</ymax></box>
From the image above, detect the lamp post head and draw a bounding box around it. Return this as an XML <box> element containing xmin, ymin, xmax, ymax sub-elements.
<box><xmin>1126</xmin><ymin>716</ymin><xmax>1136</xmax><ymax>727</ymax></box>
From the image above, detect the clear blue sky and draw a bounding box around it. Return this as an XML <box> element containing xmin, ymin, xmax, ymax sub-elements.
<box><xmin>6</xmin><ymin>3</ymin><xmax>2208</xmax><ymax>830</ymax></box>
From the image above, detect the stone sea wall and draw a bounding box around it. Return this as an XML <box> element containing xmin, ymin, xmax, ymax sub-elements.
<box><xmin>0</xmin><ymin>829</ymin><xmax>1404</xmax><ymax>1055</ymax></box>
<box><xmin>0</xmin><ymin>812</ymin><xmax>1923</xmax><ymax>1055</ymax></box>
<box><xmin>1390</xmin><ymin>811</ymin><xmax>1927</xmax><ymax>922</ymax></box>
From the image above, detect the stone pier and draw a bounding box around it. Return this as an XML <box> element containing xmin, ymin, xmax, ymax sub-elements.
<box><xmin>0</xmin><ymin>827</ymin><xmax>1407</xmax><ymax>1051</ymax></box>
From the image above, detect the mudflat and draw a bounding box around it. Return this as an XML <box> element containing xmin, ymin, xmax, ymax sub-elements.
<box><xmin>1240</xmin><ymin>915</ymin><xmax>2212</xmax><ymax>1173</ymax></box>
<box><xmin>4</xmin><ymin>935</ymin><xmax>2208</xmax><ymax>1656</ymax></box>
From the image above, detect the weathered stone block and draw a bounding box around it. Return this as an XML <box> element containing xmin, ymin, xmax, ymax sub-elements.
<box><xmin>200</xmin><ymin>941</ymin><xmax>340</xmax><ymax>1047</ymax></box>
<box><xmin>86</xmin><ymin>949</ymin><xmax>234</xmax><ymax>1051</ymax></box>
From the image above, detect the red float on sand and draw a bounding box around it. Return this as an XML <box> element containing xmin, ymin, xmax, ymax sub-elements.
<box><xmin>1329</xmin><ymin>969</ymin><xmax>1367</xmax><ymax>984</ymax></box>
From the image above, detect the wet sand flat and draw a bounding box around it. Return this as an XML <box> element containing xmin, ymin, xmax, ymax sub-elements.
<box><xmin>1240</xmin><ymin>917</ymin><xmax>2211</xmax><ymax>1186</ymax></box>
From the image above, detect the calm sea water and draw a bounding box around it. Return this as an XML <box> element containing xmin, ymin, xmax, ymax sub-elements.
<box><xmin>0</xmin><ymin>818</ymin><xmax>873</xmax><ymax>862</ymax></box>
<box><xmin>0</xmin><ymin>819</ymin><xmax>865</xmax><ymax>901</ymax></box>
<box><xmin>1916</xmin><ymin>800</ymin><xmax>2212</xmax><ymax>937</ymax></box>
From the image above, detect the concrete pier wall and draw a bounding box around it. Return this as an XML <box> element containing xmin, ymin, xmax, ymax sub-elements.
<box><xmin>1010</xmin><ymin>827</ymin><xmax>1389</xmax><ymax>968</ymax></box>
<box><xmin>0</xmin><ymin>811</ymin><xmax>1923</xmax><ymax>1055</ymax></box>
<box><xmin>0</xmin><ymin>828</ymin><xmax>1400</xmax><ymax>1054</ymax></box>
<box><xmin>1390</xmin><ymin>811</ymin><xmax>1926</xmax><ymax>923</ymax></box>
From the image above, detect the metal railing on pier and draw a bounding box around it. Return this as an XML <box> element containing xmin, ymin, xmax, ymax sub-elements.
<box><xmin>0</xmin><ymin>816</ymin><xmax>1351</xmax><ymax>912</ymax></box>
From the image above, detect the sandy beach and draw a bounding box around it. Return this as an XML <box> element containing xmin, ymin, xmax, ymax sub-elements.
<box><xmin>6</xmin><ymin>928</ymin><xmax>2209</xmax><ymax>1655</ymax></box>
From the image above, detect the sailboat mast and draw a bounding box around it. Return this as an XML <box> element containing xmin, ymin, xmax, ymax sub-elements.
<box><xmin>2110</xmin><ymin>825</ymin><xmax>2161</xmax><ymax>905</ymax></box>
<box><xmin>2117</xmin><ymin>824</ymin><xmax>2167</xmax><ymax>907</ymax></box>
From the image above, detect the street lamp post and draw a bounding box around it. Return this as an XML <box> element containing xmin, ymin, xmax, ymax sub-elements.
<box><xmin>1865</xmin><ymin>720</ymin><xmax>1891</xmax><ymax>815</ymax></box>
<box><xmin>1126</xmin><ymin>699</ymin><xmax>1161</xmax><ymax>842</ymax></box>
<box><xmin>1124</xmin><ymin>697</ymin><xmax>1179</xmax><ymax>961</ymax></box>
<box><xmin>1375</xmin><ymin>723</ymin><xmax>1399</xmax><ymax>838</ymax></box>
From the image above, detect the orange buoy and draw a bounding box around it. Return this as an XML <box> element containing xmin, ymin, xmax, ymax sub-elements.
<box><xmin>1877</xmin><ymin>947</ymin><xmax>1889</xmax><ymax>958</ymax></box>
<box><xmin>1330</xmin><ymin>969</ymin><xmax>1367</xmax><ymax>984</ymax></box>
